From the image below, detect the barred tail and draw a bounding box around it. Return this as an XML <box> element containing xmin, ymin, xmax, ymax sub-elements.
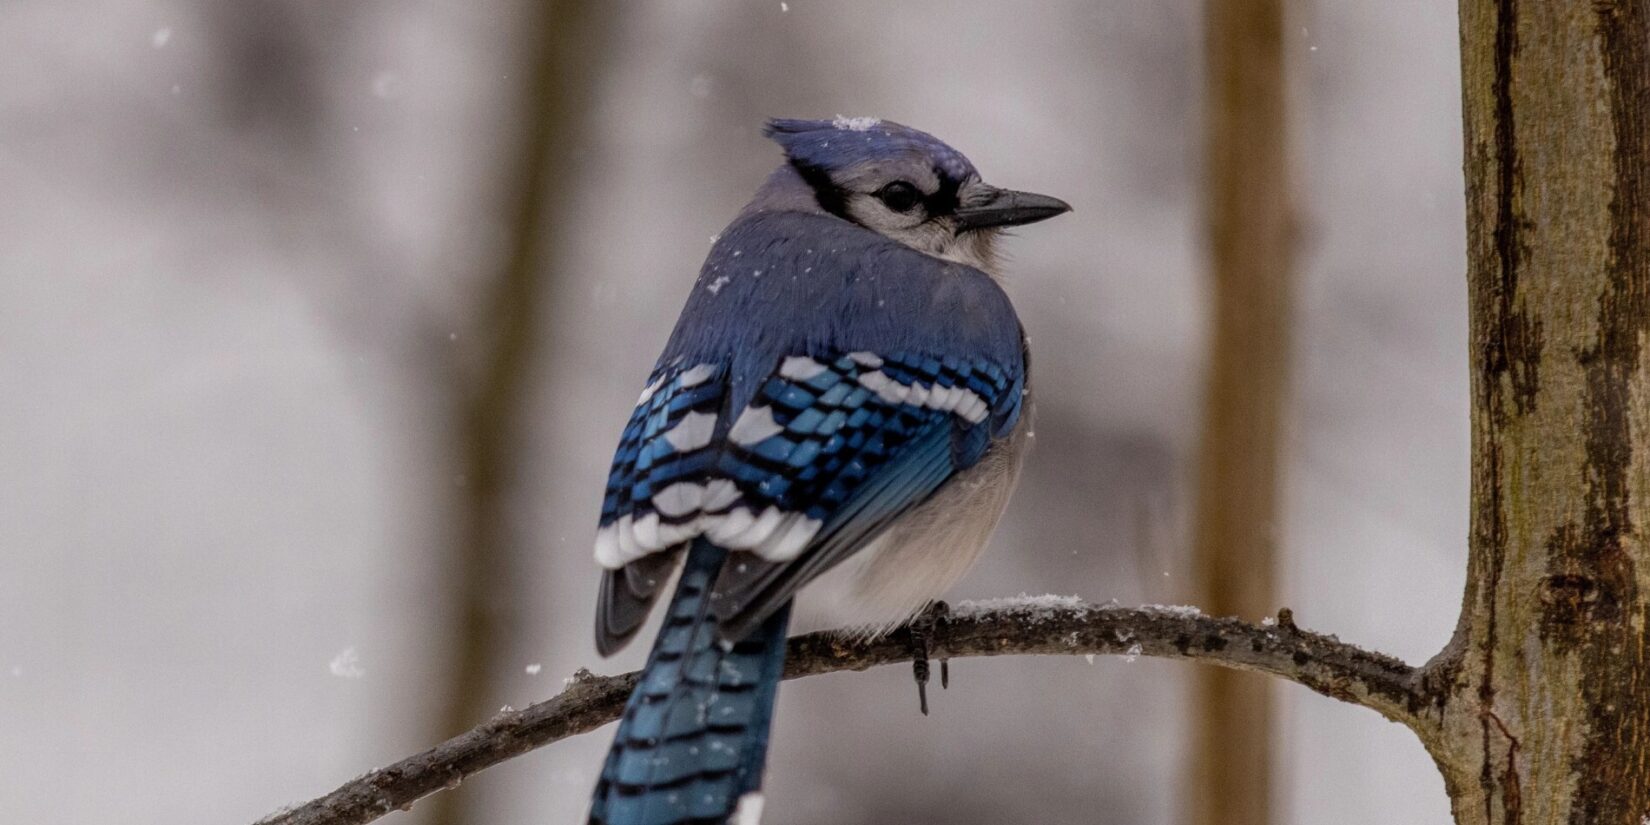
<box><xmin>589</xmin><ymin>540</ymin><xmax>790</xmax><ymax>825</ymax></box>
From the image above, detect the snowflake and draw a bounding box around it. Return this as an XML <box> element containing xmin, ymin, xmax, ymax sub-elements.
<box><xmin>831</xmin><ymin>115</ymin><xmax>881</xmax><ymax>132</ymax></box>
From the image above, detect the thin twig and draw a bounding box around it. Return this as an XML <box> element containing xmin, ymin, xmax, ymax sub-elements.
<box><xmin>255</xmin><ymin>598</ymin><xmax>1423</xmax><ymax>825</ymax></box>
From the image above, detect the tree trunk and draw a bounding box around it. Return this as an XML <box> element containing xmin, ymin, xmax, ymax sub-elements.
<box><xmin>426</xmin><ymin>2</ymin><xmax>609</xmax><ymax>824</ymax></box>
<box><xmin>1424</xmin><ymin>1</ymin><xmax>1650</xmax><ymax>821</ymax></box>
<box><xmin>1187</xmin><ymin>2</ymin><xmax>1294</xmax><ymax>824</ymax></box>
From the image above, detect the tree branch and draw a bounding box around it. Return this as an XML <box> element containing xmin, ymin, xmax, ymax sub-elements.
<box><xmin>255</xmin><ymin>598</ymin><xmax>1423</xmax><ymax>825</ymax></box>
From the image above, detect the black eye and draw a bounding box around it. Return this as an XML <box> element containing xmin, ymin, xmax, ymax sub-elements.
<box><xmin>875</xmin><ymin>181</ymin><xmax>922</xmax><ymax>213</ymax></box>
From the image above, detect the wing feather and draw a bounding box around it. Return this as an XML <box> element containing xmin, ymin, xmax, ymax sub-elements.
<box><xmin>593</xmin><ymin>350</ymin><xmax>1020</xmax><ymax>653</ymax></box>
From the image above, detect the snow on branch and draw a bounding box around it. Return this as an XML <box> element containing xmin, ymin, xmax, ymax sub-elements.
<box><xmin>256</xmin><ymin>598</ymin><xmax>1424</xmax><ymax>825</ymax></box>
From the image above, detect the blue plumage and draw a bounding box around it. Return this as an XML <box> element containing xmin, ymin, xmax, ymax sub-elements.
<box><xmin>589</xmin><ymin>542</ymin><xmax>789</xmax><ymax>825</ymax></box>
<box><xmin>665</xmin><ymin>211</ymin><xmax>1024</xmax><ymax>412</ymax></box>
<box><xmin>764</xmin><ymin>118</ymin><xmax>977</xmax><ymax>184</ymax></box>
<box><xmin>587</xmin><ymin>117</ymin><xmax>1066</xmax><ymax>824</ymax></box>
<box><xmin>599</xmin><ymin>365</ymin><xmax>728</xmax><ymax>531</ymax></box>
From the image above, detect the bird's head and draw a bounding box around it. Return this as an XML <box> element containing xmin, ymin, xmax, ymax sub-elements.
<box><xmin>764</xmin><ymin>116</ymin><xmax>1070</xmax><ymax>272</ymax></box>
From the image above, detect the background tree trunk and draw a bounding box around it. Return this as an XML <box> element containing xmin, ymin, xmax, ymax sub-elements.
<box><xmin>1187</xmin><ymin>1</ymin><xmax>1294</xmax><ymax>824</ymax></box>
<box><xmin>1423</xmin><ymin>1</ymin><xmax>1650</xmax><ymax>821</ymax></box>
<box><xmin>425</xmin><ymin>2</ymin><xmax>608</xmax><ymax>823</ymax></box>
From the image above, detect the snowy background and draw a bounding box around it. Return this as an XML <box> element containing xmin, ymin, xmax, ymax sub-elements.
<box><xmin>1</xmin><ymin>1</ymin><xmax>1466</xmax><ymax>823</ymax></box>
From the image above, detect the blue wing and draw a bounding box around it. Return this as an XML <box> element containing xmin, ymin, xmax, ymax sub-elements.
<box><xmin>703</xmin><ymin>350</ymin><xmax>1020</xmax><ymax>637</ymax></box>
<box><xmin>594</xmin><ymin>361</ymin><xmax>729</xmax><ymax>653</ymax></box>
<box><xmin>594</xmin><ymin>347</ymin><xmax>1021</xmax><ymax>650</ymax></box>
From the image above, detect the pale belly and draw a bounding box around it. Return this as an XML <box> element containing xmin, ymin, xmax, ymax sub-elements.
<box><xmin>790</xmin><ymin>416</ymin><xmax>1030</xmax><ymax>638</ymax></box>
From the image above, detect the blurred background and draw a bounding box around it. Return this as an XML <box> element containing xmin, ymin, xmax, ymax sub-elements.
<box><xmin>0</xmin><ymin>1</ymin><xmax>1469</xmax><ymax>823</ymax></box>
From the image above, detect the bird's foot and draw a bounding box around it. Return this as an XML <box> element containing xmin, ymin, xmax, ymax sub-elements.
<box><xmin>908</xmin><ymin>600</ymin><xmax>951</xmax><ymax>716</ymax></box>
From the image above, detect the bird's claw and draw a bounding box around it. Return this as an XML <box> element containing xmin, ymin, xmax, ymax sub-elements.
<box><xmin>908</xmin><ymin>600</ymin><xmax>951</xmax><ymax>716</ymax></box>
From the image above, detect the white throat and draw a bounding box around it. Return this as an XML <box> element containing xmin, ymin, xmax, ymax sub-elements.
<box><xmin>880</xmin><ymin>220</ymin><xmax>1004</xmax><ymax>279</ymax></box>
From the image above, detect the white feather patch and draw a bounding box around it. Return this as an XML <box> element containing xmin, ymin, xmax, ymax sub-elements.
<box><xmin>733</xmin><ymin>792</ymin><xmax>765</xmax><ymax>825</ymax></box>
<box><xmin>614</xmin><ymin>514</ymin><xmax>641</xmax><ymax>563</ymax></box>
<box><xmin>635</xmin><ymin>374</ymin><xmax>667</xmax><ymax>405</ymax></box>
<box><xmin>656</xmin><ymin>519</ymin><xmax>698</xmax><ymax>547</ymax></box>
<box><xmin>663</xmin><ymin>411</ymin><xmax>717</xmax><ymax>452</ymax></box>
<box><xmin>594</xmin><ymin>525</ymin><xmax>623</xmax><ymax>568</ymax></box>
<box><xmin>598</xmin><ymin>494</ymin><xmax>819</xmax><ymax>567</ymax></box>
<box><xmin>857</xmin><ymin>370</ymin><xmax>909</xmax><ymax>404</ymax></box>
<box><xmin>632</xmin><ymin>512</ymin><xmax>662</xmax><ymax>549</ymax></box>
<box><xmin>728</xmin><ymin>406</ymin><xmax>784</xmax><ymax>445</ymax></box>
<box><xmin>703</xmin><ymin>479</ymin><xmax>742</xmax><ymax>511</ymax></box>
<box><xmin>958</xmin><ymin>393</ymin><xmax>989</xmax><ymax>423</ymax></box>
<box><xmin>857</xmin><ymin>370</ymin><xmax>990</xmax><ymax>424</ymax></box>
<box><xmin>652</xmin><ymin>481</ymin><xmax>705</xmax><ymax>517</ymax></box>
<box><xmin>848</xmin><ymin>351</ymin><xmax>884</xmax><ymax>368</ymax></box>
<box><xmin>706</xmin><ymin>507</ymin><xmax>755</xmax><ymax>544</ymax></box>
<box><xmin>757</xmin><ymin>515</ymin><xmax>822</xmax><ymax>562</ymax></box>
<box><xmin>678</xmin><ymin>363</ymin><xmax>717</xmax><ymax>388</ymax></box>
<box><xmin>779</xmin><ymin>355</ymin><xmax>827</xmax><ymax>380</ymax></box>
<box><xmin>929</xmin><ymin>385</ymin><xmax>958</xmax><ymax>411</ymax></box>
<box><xmin>726</xmin><ymin>506</ymin><xmax>786</xmax><ymax>549</ymax></box>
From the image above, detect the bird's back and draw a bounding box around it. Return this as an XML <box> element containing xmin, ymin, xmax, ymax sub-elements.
<box><xmin>658</xmin><ymin>209</ymin><xmax>1026</xmax><ymax>418</ymax></box>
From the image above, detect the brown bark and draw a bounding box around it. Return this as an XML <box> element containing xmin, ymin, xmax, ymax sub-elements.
<box><xmin>1188</xmin><ymin>1</ymin><xmax>1294</xmax><ymax>824</ymax></box>
<box><xmin>256</xmin><ymin>601</ymin><xmax>1421</xmax><ymax>825</ymax></box>
<box><xmin>1416</xmin><ymin>1</ymin><xmax>1650</xmax><ymax>822</ymax></box>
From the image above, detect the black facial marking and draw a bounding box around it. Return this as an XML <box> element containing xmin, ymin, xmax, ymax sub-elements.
<box><xmin>790</xmin><ymin>160</ymin><xmax>848</xmax><ymax>219</ymax></box>
<box><xmin>926</xmin><ymin>169</ymin><xmax>962</xmax><ymax>217</ymax></box>
<box><xmin>792</xmin><ymin>161</ymin><xmax>964</xmax><ymax>228</ymax></box>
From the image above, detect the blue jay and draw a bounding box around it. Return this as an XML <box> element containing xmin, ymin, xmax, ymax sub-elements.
<box><xmin>586</xmin><ymin>117</ymin><xmax>1068</xmax><ymax>825</ymax></box>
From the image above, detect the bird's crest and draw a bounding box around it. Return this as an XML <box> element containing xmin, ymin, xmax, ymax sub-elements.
<box><xmin>763</xmin><ymin>116</ymin><xmax>977</xmax><ymax>181</ymax></box>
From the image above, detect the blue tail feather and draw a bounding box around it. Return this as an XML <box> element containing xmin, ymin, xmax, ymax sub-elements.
<box><xmin>589</xmin><ymin>540</ymin><xmax>790</xmax><ymax>825</ymax></box>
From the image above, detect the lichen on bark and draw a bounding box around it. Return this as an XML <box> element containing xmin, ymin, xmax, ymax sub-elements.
<box><xmin>1439</xmin><ymin>1</ymin><xmax>1650</xmax><ymax>821</ymax></box>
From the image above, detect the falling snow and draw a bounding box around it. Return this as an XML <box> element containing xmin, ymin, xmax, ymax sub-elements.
<box><xmin>371</xmin><ymin>71</ymin><xmax>402</xmax><ymax>99</ymax></box>
<box><xmin>329</xmin><ymin>647</ymin><xmax>365</xmax><ymax>679</ymax></box>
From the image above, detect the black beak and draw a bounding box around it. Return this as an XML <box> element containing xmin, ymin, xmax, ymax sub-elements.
<box><xmin>953</xmin><ymin>186</ymin><xmax>1072</xmax><ymax>232</ymax></box>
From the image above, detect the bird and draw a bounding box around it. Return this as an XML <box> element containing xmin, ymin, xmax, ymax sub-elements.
<box><xmin>586</xmin><ymin>116</ymin><xmax>1069</xmax><ymax>825</ymax></box>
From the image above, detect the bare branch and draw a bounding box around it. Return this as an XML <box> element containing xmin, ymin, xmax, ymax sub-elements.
<box><xmin>256</xmin><ymin>599</ymin><xmax>1422</xmax><ymax>825</ymax></box>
